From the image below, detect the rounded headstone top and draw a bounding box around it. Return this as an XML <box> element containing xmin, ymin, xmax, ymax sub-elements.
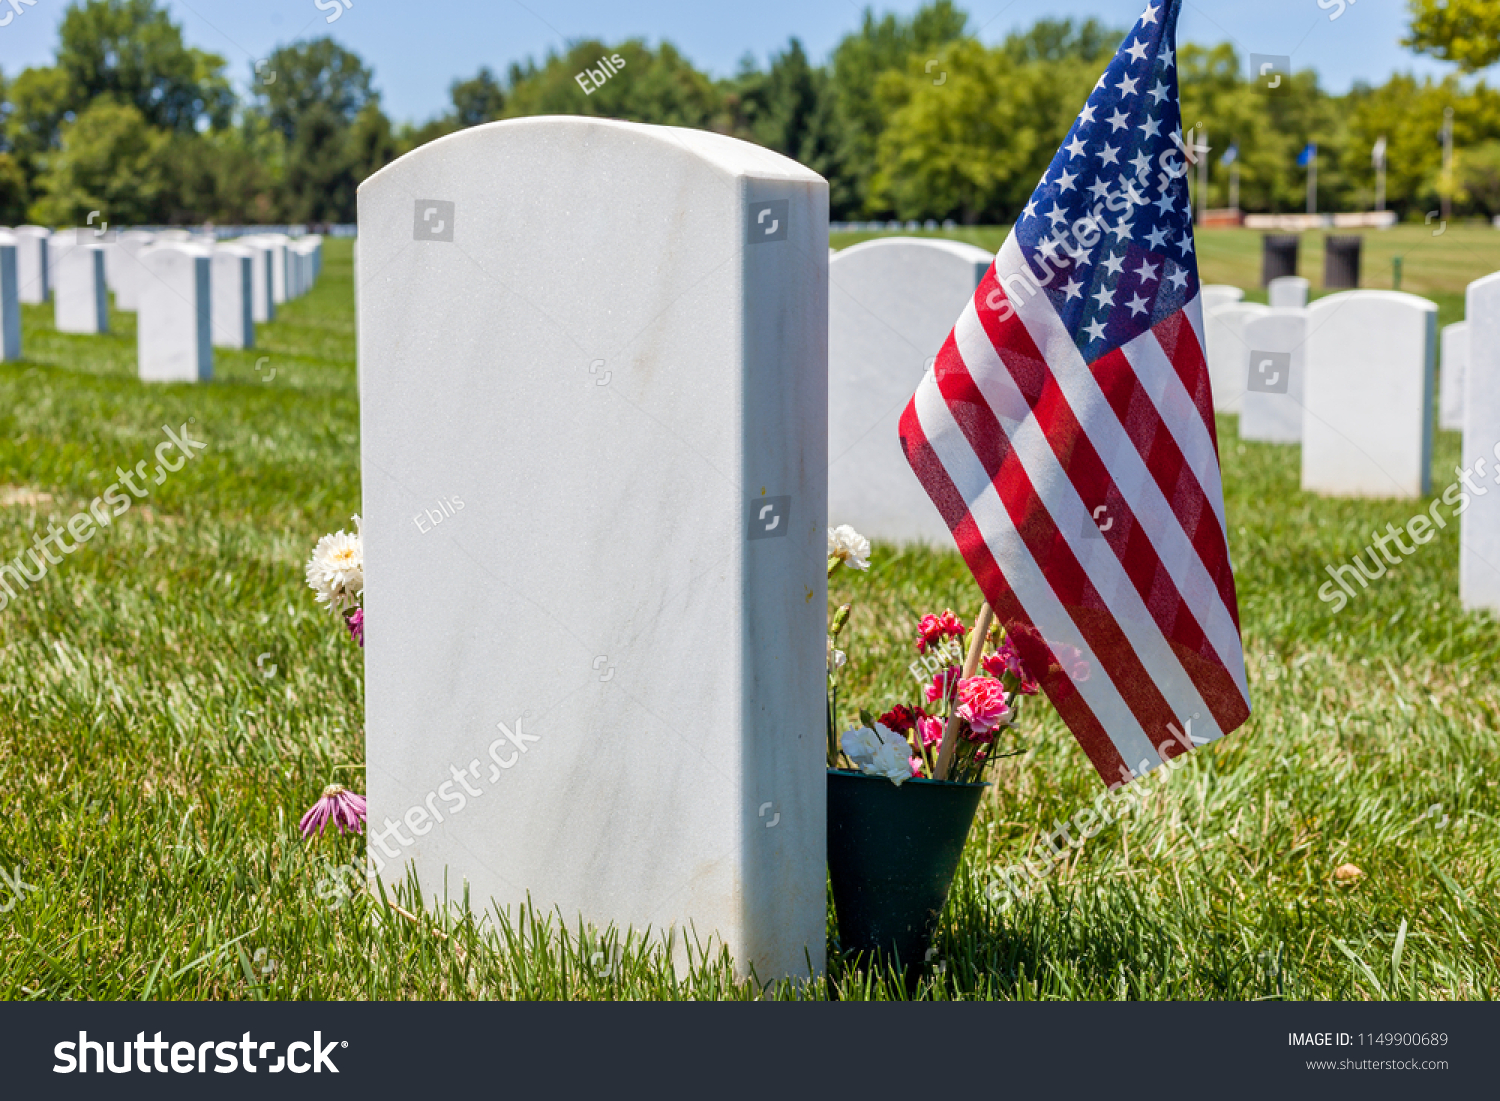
<box><xmin>1308</xmin><ymin>289</ymin><xmax>1438</xmax><ymax>316</ymax></box>
<box><xmin>360</xmin><ymin>114</ymin><xmax>826</xmax><ymax>194</ymax></box>
<box><xmin>831</xmin><ymin>235</ymin><xmax>993</xmax><ymax>267</ymax></box>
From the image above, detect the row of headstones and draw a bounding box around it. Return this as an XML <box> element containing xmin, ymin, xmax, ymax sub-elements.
<box><xmin>0</xmin><ymin>225</ymin><xmax>323</xmax><ymax>379</ymax></box>
<box><xmin>1200</xmin><ymin>280</ymin><xmax>1473</xmax><ymax>504</ymax></box>
<box><xmin>828</xmin><ymin>238</ymin><xmax>1500</xmax><ymax>615</ymax></box>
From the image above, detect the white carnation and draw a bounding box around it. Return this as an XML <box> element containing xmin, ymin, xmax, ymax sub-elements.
<box><xmin>306</xmin><ymin>514</ymin><xmax>364</xmax><ymax>614</ymax></box>
<box><xmin>841</xmin><ymin>723</ymin><xmax>914</xmax><ymax>786</ymax></box>
<box><xmin>827</xmin><ymin>637</ymin><xmax>846</xmax><ymax>673</ymax></box>
<box><xmin>827</xmin><ymin>524</ymin><xmax>871</xmax><ymax>570</ymax></box>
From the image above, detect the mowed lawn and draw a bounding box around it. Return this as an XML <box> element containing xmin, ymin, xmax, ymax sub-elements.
<box><xmin>1</xmin><ymin>232</ymin><xmax>1497</xmax><ymax>1000</ymax></box>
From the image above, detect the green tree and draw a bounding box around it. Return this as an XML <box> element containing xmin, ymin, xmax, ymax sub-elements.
<box><xmin>1347</xmin><ymin>75</ymin><xmax>1500</xmax><ymax>217</ymax></box>
<box><xmin>3</xmin><ymin>67</ymin><xmax>73</xmax><ymax>184</ymax></box>
<box><xmin>0</xmin><ymin>153</ymin><xmax>27</xmax><ymax>224</ymax></box>
<box><xmin>1457</xmin><ymin>141</ymin><xmax>1500</xmax><ymax>216</ymax></box>
<box><xmin>347</xmin><ymin>99</ymin><xmax>398</xmax><ymax>187</ymax></box>
<box><xmin>27</xmin><ymin>99</ymin><xmax>166</xmax><ymax>225</ymax></box>
<box><xmin>502</xmin><ymin>39</ymin><xmax>721</xmax><ymax>129</ymax></box>
<box><xmin>56</xmin><ymin>0</ymin><xmax>233</xmax><ymax>131</ymax></box>
<box><xmin>870</xmin><ymin>37</ymin><xmax>1097</xmax><ymax>222</ymax></box>
<box><xmin>828</xmin><ymin>1</ymin><xmax>969</xmax><ymax>217</ymax></box>
<box><xmin>727</xmin><ymin>39</ymin><xmax>846</xmax><ymax>205</ymax></box>
<box><xmin>1404</xmin><ymin>0</ymin><xmax>1500</xmax><ymax>72</ymax></box>
<box><xmin>254</xmin><ymin>38</ymin><xmax>376</xmax><ymax>145</ymax></box>
<box><xmin>251</xmin><ymin>39</ymin><xmax>383</xmax><ymax>221</ymax></box>
<box><xmin>451</xmin><ymin>67</ymin><xmax>506</xmax><ymax>128</ymax></box>
<box><xmin>1000</xmin><ymin>16</ymin><xmax>1120</xmax><ymax>64</ymax></box>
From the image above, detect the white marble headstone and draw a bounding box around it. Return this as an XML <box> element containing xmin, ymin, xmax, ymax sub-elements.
<box><xmin>1268</xmin><ymin>276</ymin><xmax>1309</xmax><ymax>309</ymax></box>
<box><xmin>260</xmin><ymin>234</ymin><xmax>291</xmax><ymax>303</ymax></box>
<box><xmin>829</xmin><ymin>237</ymin><xmax>990</xmax><ymax>544</ymax></box>
<box><xmin>1204</xmin><ymin>301</ymin><xmax>1270</xmax><ymax>414</ymax></box>
<box><xmin>237</xmin><ymin>237</ymin><xmax>277</xmax><ymax>323</ymax></box>
<box><xmin>1302</xmin><ymin>290</ymin><xmax>1436</xmax><ymax>498</ymax></box>
<box><xmin>358</xmin><ymin>116</ymin><xmax>827</xmax><ymax>979</ymax></box>
<box><xmin>138</xmin><ymin>243</ymin><xmax>213</xmax><ymax>383</ymax></box>
<box><xmin>111</xmin><ymin>231</ymin><xmax>156</xmax><ymax>311</ymax></box>
<box><xmin>1239</xmin><ymin>308</ymin><xmax>1306</xmax><ymax>444</ymax></box>
<box><xmin>1201</xmin><ymin>284</ymin><xmax>1244</xmax><ymax>314</ymax></box>
<box><xmin>1461</xmin><ymin>273</ymin><xmax>1500</xmax><ymax>613</ymax></box>
<box><xmin>1440</xmin><ymin>321</ymin><xmax>1467</xmax><ymax>432</ymax></box>
<box><xmin>13</xmin><ymin>226</ymin><xmax>50</xmax><ymax>304</ymax></box>
<box><xmin>53</xmin><ymin>240</ymin><xmax>109</xmax><ymax>334</ymax></box>
<box><xmin>0</xmin><ymin>232</ymin><xmax>19</xmax><ymax>361</ymax></box>
<box><xmin>210</xmin><ymin>245</ymin><xmax>255</xmax><ymax>349</ymax></box>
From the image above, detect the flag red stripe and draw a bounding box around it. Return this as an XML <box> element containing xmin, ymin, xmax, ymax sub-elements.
<box><xmin>970</xmin><ymin>276</ymin><xmax>1246</xmax><ymax>735</ymax></box>
<box><xmin>931</xmin><ymin>329</ymin><xmax>1192</xmax><ymax>760</ymax></box>
<box><xmin>898</xmin><ymin>395</ymin><xmax>1133</xmax><ymax>783</ymax></box>
<box><xmin>1087</xmin><ymin>345</ymin><xmax>1247</xmax><ymax>725</ymax></box>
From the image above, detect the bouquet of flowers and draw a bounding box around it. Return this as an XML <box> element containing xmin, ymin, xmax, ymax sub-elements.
<box><xmin>826</xmin><ymin>524</ymin><xmax>1058</xmax><ymax>787</ymax></box>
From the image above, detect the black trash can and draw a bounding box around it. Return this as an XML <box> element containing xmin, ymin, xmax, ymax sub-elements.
<box><xmin>1324</xmin><ymin>235</ymin><xmax>1362</xmax><ymax>289</ymax></box>
<box><xmin>1261</xmin><ymin>234</ymin><xmax>1300</xmax><ymax>285</ymax></box>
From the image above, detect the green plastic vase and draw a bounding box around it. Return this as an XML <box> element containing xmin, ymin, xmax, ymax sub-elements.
<box><xmin>826</xmin><ymin>768</ymin><xmax>986</xmax><ymax>972</ymax></box>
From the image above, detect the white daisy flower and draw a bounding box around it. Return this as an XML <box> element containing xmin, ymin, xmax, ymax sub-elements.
<box><xmin>827</xmin><ymin>524</ymin><xmax>871</xmax><ymax>570</ymax></box>
<box><xmin>306</xmin><ymin>514</ymin><xmax>364</xmax><ymax>614</ymax></box>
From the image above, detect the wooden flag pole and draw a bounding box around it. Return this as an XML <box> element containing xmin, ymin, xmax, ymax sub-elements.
<box><xmin>933</xmin><ymin>602</ymin><xmax>993</xmax><ymax>781</ymax></box>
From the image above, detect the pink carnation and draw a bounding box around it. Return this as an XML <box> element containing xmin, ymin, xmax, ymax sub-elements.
<box><xmin>983</xmin><ymin>637</ymin><xmax>1038</xmax><ymax>695</ymax></box>
<box><xmin>956</xmin><ymin>675</ymin><xmax>1012</xmax><ymax>738</ymax></box>
<box><xmin>924</xmin><ymin>666</ymin><xmax>961</xmax><ymax>704</ymax></box>
<box><xmin>915</xmin><ymin>610</ymin><xmax>966</xmax><ymax>654</ymax></box>
<box><xmin>909</xmin><ymin>755</ymin><xmax>926</xmax><ymax>779</ymax></box>
<box><xmin>917</xmin><ymin>714</ymin><xmax>945</xmax><ymax>748</ymax></box>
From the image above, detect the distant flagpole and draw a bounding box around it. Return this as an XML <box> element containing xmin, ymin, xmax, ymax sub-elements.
<box><xmin>1372</xmin><ymin>136</ymin><xmax>1387</xmax><ymax>213</ymax></box>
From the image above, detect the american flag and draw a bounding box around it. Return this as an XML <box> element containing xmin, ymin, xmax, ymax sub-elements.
<box><xmin>900</xmin><ymin>0</ymin><xmax>1251</xmax><ymax>788</ymax></box>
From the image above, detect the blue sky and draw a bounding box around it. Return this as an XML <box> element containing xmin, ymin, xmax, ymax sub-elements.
<box><xmin>0</xmin><ymin>0</ymin><xmax>1463</xmax><ymax>125</ymax></box>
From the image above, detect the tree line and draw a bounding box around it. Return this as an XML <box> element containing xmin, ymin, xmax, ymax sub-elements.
<box><xmin>1</xmin><ymin>0</ymin><xmax>1498</xmax><ymax>228</ymax></box>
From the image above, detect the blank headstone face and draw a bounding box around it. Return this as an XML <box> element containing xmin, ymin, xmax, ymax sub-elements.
<box><xmin>1239</xmin><ymin>308</ymin><xmax>1307</xmax><ymax>444</ymax></box>
<box><xmin>210</xmin><ymin>247</ymin><xmax>255</xmax><ymax>349</ymax></box>
<box><xmin>1302</xmin><ymin>290</ymin><xmax>1436</xmax><ymax>498</ymax></box>
<box><xmin>260</xmin><ymin>234</ymin><xmax>291</xmax><ymax>303</ymax></box>
<box><xmin>0</xmin><ymin>233</ymin><xmax>19</xmax><ymax>361</ymax></box>
<box><xmin>13</xmin><ymin>226</ymin><xmax>51</xmax><ymax>304</ymax></box>
<box><xmin>1204</xmin><ymin>302</ymin><xmax>1270</xmax><ymax>413</ymax></box>
<box><xmin>1440</xmin><ymin>321</ymin><xmax>1467</xmax><ymax>432</ymax></box>
<box><xmin>829</xmin><ymin>237</ymin><xmax>991</xmax><ymax>544</ymax></box>
<box><xmin>238</xmin><ymin>237</ymin><xmax>276</xmax><ymax>323</ymax></box>
<box><xmin>358</xmin><ymin>116</ymin><xmax>828</xmax><ymax>979</ymax></box>
<box><xmin>1268</xmin><ymin>276</ymin><xmax>1309</xmax><ymax>309</ymax></box>
<box><xmin>112</xmin><ymin>231</ymin><xmax>156</xmax><ymax>311</ymax></box>
<box><xmin>54</xmin><ymin>241</ymin><xmax>109</xmax><ymax>334</ymax></box>
<box><xmin>1462</xmin><ymin>273</ymin><xmax>1500</xmax><ymax>613</ymax></box>
<box><xmin>1201</xmin><ymin>284</ymin><xmax>1244</xmax><ymax>314</ymax></box>
<box><xmin>138</xmin><ymin>244</ymin><xmax>213</xmax><ymax>383</ymax></box>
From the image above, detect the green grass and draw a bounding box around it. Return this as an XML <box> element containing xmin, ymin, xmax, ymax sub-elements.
<box><xmin>1</xmin><ymin>235</ymin><xmax>1497</xmax><ymax>1001</ymax></box>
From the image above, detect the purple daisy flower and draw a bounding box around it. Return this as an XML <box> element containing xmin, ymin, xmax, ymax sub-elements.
<box><xmin>346</xmin><ymin>606</ymin><xmax>364</xmax><ymax>648</ymax></box>
<box><xmin>299</xmin><ymin>784</ymin><xmax>367</xmax><ymax>839</ymax></box>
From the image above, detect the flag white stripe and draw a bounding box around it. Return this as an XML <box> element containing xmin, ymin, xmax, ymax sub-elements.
<box><xmin>912</xmin><ymin>375</ymin><xmax>1164</xmax><ymax>773</ymax></box>
<box><xmin>1118</xmin><ymin>314</ymin><xmax>1229</xmax><ymax>533</ymax></box>
<box><xmin>952</xmin><ymin>297</ymin><xmax>1225</xmax><ymax>747</ymax></box>
<box><xmin>997</xmin><ymin>235</ymin><xmax>1250</xmax><ymax>704</ymax></box>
